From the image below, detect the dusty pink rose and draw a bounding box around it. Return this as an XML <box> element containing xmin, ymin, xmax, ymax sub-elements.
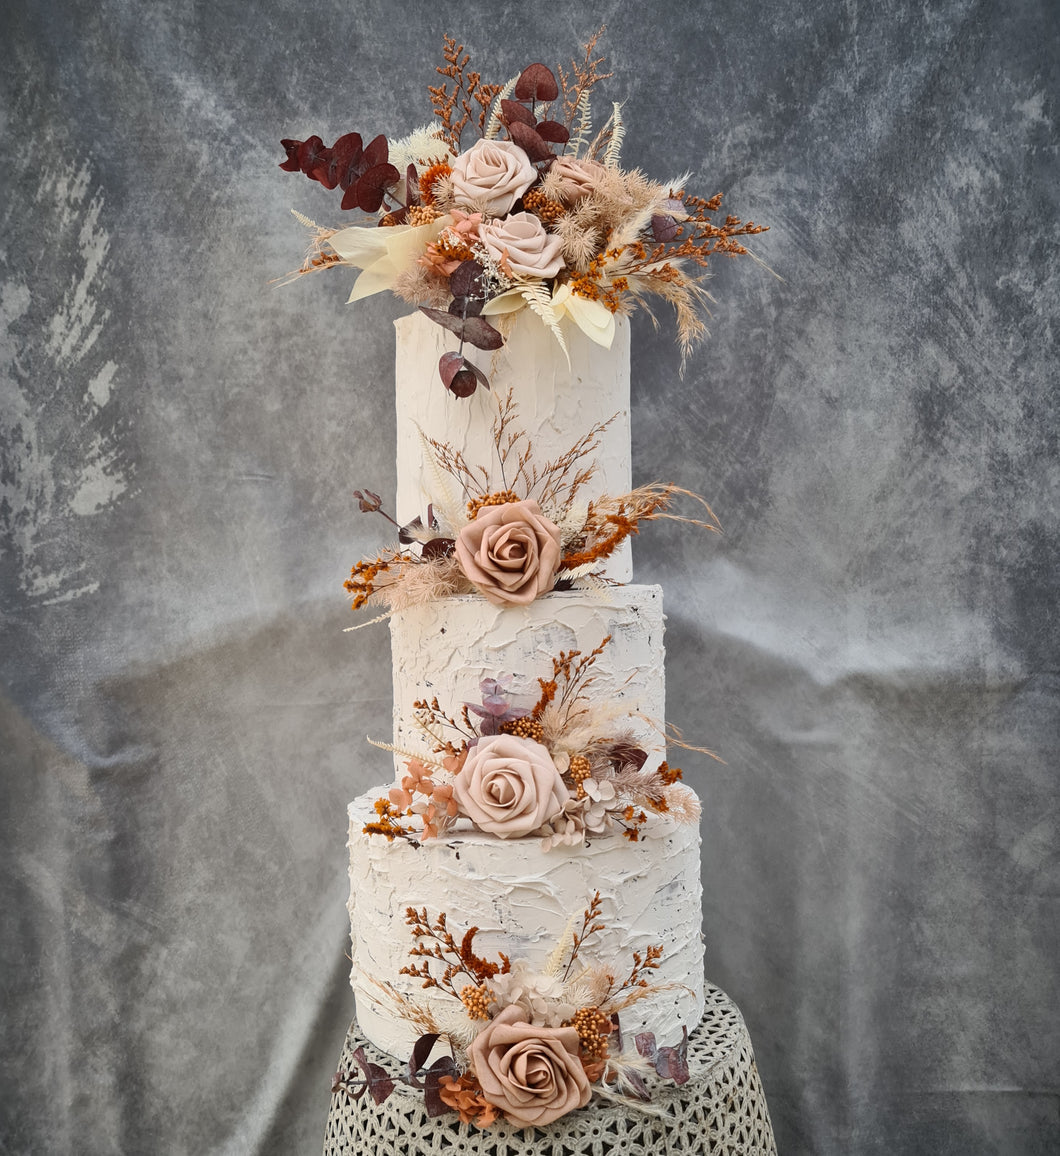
<box><xmin>455</xmin><ymin>498</ymin><xmax>561</xmax><ymax>606</ymax></box>
<box><xmin>469</xmin><ymin>1005</ymin><xmax>592</xmax><ymax>1127</ymax></box>
<box><xmin>547</xmin><ymin>157</ymin><xmax>607</xmax><ymax>203</ymax></box>
<box><xmin>479</xmin><ymin>212</ymin><xmax>565</xmax><ymax>279</ymax></box>
<box><xmin>453</xmin><ymin>734</ymin><xmax>569</xmax><ymax>838</ymax></box>
<box><xmin>450</xmin><ymin>139</ymin><xmax>536</xmax><ymax>216</ymax></box>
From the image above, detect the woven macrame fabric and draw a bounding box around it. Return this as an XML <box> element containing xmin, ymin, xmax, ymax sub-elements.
<box><xmin>322</xmin><ymin>983</ymin><xmax>777</xmax><ymax>1156</ymax></box>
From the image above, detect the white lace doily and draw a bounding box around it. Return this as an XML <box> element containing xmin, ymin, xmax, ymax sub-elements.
<box><xmin>322</xmin><ymin>983</ymin><xmax>777</xmax><ymax>1155</ymax></box>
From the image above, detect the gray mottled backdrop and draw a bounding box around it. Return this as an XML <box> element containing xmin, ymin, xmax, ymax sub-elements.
<box><xmin>2</xmin><ymin>1</ymin><xmax>1057</xmax><ymax>1152</ymax></box>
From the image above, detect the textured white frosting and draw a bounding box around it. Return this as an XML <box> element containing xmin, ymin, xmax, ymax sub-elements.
<box><xmin>348</xmin><ymin>787</ymin><xmax>705</xmax><ymax>1061</ymax></box>
<box><xmin>394</xmin><ymin>309</ymin><xmax>633</xmax><ymax>582</ymax></box>
<box><xmin>388</xmin><ymin>586</ymin><xmax>666</xmax><ymax>777</ymax></box>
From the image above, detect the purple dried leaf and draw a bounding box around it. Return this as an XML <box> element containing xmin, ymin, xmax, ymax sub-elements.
<box><xmin>438</xmin><ymin>351</ymin><xmax>489</xmax><ymax>398</ymax></box>
<box><xmin>508</xmin><ymin>121</ymin><xmax>554</xmax><ymax>163</ymax></box>
<box><xmin>535</xmin><ymin>120</ymin><xmax>570</xmax><ymax>144</ymax></box>
<box><xmin>421</xmin><ymin>537</ymin><xmax>455</xmax><ymax>560</ymax></box>
<box><xmin>365</xmin><ymin>1067</ymin><xmax>395</xmax><ymax>1104</ymax></box>
<box><xmin>448</xmin><ymin>295</ymin><xmax>483</xmax><ymax>318</ymax></box>
<box><xmin>635</xmin><ymin>1031</ymin><xmax>658</xmax><ymax>1060</ymax></box>
<box><xmin>449</xmin><ymin>260</ymin><xmax>486</xmax><ymax>299</ymax></box>
<box><xmin>408</xmin><ymin>1033</ymin><xmax>442</xmax><ymax>1084</ymax></box>
<box><xmin>514</xmin><ymin>63</ymin><xmax>559</xmax><ymax>102</ymax></box>
<box><xmin>651</xmin><ymin>214</ymin><xmax>681</xmax><ymax>243</ymax></box>
<box><xmin>501</xmin><ymin>99</ymin><xmax>537</xmax><ymax>128</ymax></box>
<box><xmin>421</xmin><ymin>308</ymin><xmax>503</xmax><ymax>351</ymax></box>
<box><xmin>625</xmin><ymin>1069</ymin><xmax>652</xmax><ymax>1101</ymax></box>
<box><xmin>423</xmin><ymin>1056</ymin><xmax>461</xmax><ymax>1117</ymax></box>
<box><xmin>654</xmin><ymin>1027</ymin><xmax>690</xmax><ymax>1085</ymax></box>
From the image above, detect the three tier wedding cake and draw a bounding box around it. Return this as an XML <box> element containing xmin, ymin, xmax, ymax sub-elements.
<box><xmin>281</xmin><ymin>32</ymin><xmax>766</xmax><ymax>1139</ymax></box>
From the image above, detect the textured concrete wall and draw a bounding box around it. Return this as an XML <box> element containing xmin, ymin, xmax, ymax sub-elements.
<box><xmin>2</xmin><ymin>2</ymin><xmax>1057</xmax><ymax>1153</ymax></box>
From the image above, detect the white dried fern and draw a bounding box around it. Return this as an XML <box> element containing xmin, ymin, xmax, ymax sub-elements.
<box><xmin>567</xmin><ymin>89</ymin><xmax>594</xmax><ymax>156</ymax></box>
<box><xmin>605</xmin><ymin>102</ymin><xmax>626</xmax><ymax>167</ymax></box>
<box><xmin>484</xmin><ymin>77</ymin><xmax>519</xmax><ymax>140</ymax></box>
<box><xmin>366</xmin><ymin>736</ymin><xmax>446</xmax><ymax>770</ymax></box>
<box><xmin>518</xmin><ymin>281</ymin><xmax>569</xmax><ymax>365</ymax></box>
<box><xmin>544</xmin><ymin>915</ymin><xmax>578</xmax><ymax>978</ymax></box>
<box><xmin>416</xmin><ymin>425</ymin><xmax>467</xmax><ymax>533</ymax></box>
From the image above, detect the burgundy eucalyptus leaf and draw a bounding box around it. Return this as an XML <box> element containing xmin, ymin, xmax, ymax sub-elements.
<box><xmin>535</xmin><ymin>120</ymin><xmax>570</xmax><ymax>144</ymax></box>
<box><xmin>608</xmin><ymin>742</ymin><xmax>648</xmax><ymax>771</ymax></box>
<box><xmin>514</xmin><ymin>62</ymin><xmax>559</xmax><ymax>102</ymax></box>
<box><xmin>634</xmin><ymin>1032</ymin><xmax>658</xmax><ymax>1060</ymax></box>
<box><xmin>507</xmin><ymin>121</ymin><xmax>554</xmax><ymax>163</ymax></box>
<box><xmin>404</xmin><ymin>163</ymin><xmax>421</xmax><ymax>207</ymax></box>
<box><xmin>365</xmin><ymin>1066</ymin><xmax>395</xmax><ymax>1104</ymax></box>
<box><xmin>500</xmin><ymin>99</ymin><xmax>537</xmax><ymax>128</ymax></box>
<box><xmin>353</xmin><ymin>489</ymin><xmax>383</xmax><ymax>514</ymax></box>
<box><xmin>449</xmin><ymin>260</ymin><xmax>486</xmax><ymax>300</ymax></box>
<box><xmin>651</xmin><ymin>215</ymin><xmax>681</xmax><ymax>243</ymax></box>
<box><xmin>655</xmin><ymin>1046</ymin><xmax>690</xmax><ymax>1085</ymax></box>
<box><xmin>331</xmin><ymin>1070</ymin><xmax>347</xmax><ymax>1094</ymax></box>
<box><xmin>625</xmin><ymin>1070</ymin><xmax>652</xmax><ymax>1101</ymax></box>
<box><xmin>423</xmin><ymin>1056</ymin><xmax>462</xmax><ymax>1118</ymax></box>
<box><xmin>330</xmin><ymin>132</ymin><xmax>364</xmax><ymax>189</ymax></box>
<box><xmin>363</xmin><ymin>133</ymin><xmax>390</xmax><ymax>168</ymax></box>
<box><xmin>459</xmin><ymin>316</ymin><xmax>503</xmax><ymax>350</ymax></box>
<box><xmin>421</xmin><ymin>537</ymin><xmax>455</xmax><ymax>560</ymax></box>
<box><xmin>408</xmin><ymin>1033</ymin><xmax>442</xmax><ymax>1085</ymax></box>
<box><xmin>610</xmin><ymin>1012</ymin><xmax>624</xmax><ymax>1055</ymax></box>
<box><xmin>448</xmin><ymin>294</ymin><xmax>483</xmax><ymax>317</ymax></box>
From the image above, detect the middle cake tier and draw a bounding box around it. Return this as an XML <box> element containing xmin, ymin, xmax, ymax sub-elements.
<box><xmin>389</xmin><ymin>586</ymin><xmax>666</xmax><ymax>777</ymax></box>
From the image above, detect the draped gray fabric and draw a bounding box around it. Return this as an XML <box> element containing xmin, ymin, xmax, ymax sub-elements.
<box><xmin>2</xmin><ymin>2</ymin><xmax>1057</xmax><ymax>1152</ymax></box>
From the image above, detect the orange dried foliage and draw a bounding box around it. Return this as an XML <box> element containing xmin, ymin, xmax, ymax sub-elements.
<box><xmin>438</xmin><ymin>1073</ymin><xmax>499</xmax><ymax>1127</ymax></box>
<box><xmin>428</xmin><ymin>35</ymin><xmax>504</xmax><ymax>152</ymax></box>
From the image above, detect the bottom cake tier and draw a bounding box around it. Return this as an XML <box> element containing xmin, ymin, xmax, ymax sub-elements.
<box><xmin>347</xmin><ymin>786</ymin><xmax>706</xmax><ymax>1061</ymax></box>
<box><xmin>323</xmin><ymin>984</ymin><xmax>778</xmax><ymax>1156</ymax></box>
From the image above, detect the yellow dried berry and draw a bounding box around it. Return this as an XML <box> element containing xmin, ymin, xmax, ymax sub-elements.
<box><xmin>407</xmin><ymin>204</ymin><xmax>439</xmax><ymax>227</ymax></box>
<box><xmin>565</xmin><ymin>1006</ymin><xmax>611</xmax><ymax>1060</ymax></box>
<box><xmin>467</xmin><ymin>490</ymin><xmax>520</xmax><ymax>518</ymax></box>
<box><xmin>460</xmin><ymin>984</ymin><xmax>492</xmax><ymax>1021</ymax></box>
<box><xmin>501</xmin><ymin>717</ymin><xmax>545</xmax><ymax>744</ymax></box>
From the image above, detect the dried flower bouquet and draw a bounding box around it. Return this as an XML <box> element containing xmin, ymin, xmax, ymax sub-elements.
<box><xmin>365</xmin><ymin>634</ymin><xmax>700</xmax><ymax>849</ymax></box>
<box><xmin>334</xmin><ymin>896</ymin><xmax>691</xmax><ymax>1129</ymax></box>
<box><xmin>345</xmin><ymin>390</ymin><xmax>719</xmax><ymax>613</ymax></box>
<box><xmin>281</xmin><ymin>30</ymin><xmax>766</xmax><ymax>395</ymax></box>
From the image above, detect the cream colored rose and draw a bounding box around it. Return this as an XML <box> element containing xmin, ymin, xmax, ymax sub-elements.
<box><xmin>450</xmin><ymin>139</ymin><xmax>537</xmax><ymax>216</ymax></box>
<box><xmin>455</xmin><ymin>498</ymin><xmax>561</xmax><ymax>606</ymax></box>
<box><xmin>479</xmin><ymin>212</ymin><xmax>565</xmax><ymax>279</ymax></box>
<box><xmin>547</xmin><ymin>157</ymin><xmax>607</xmax><ymax>203</ymax></box>
<box><xmin>469</xmin><ymin>1004</ymin><xmax>592</xmax><ymax>1128</ymax></box>
<box><xmin>453</xmin><ymin>734</ymin><xmax>569</xmax><ymax>838</ymax></box>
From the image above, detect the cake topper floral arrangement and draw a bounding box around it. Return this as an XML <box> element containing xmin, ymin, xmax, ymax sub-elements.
<box><xmin>281</xmin><ymin>30</ymin><xmax>767</xmax><ymax>395</ymax></box>
<box><xmin>345</xmin><ymin>390</ymin><xmax>719</xmax><ymax>615</ymax></box>
<box><xmin>334</xmin><ymin>895</ymin><xmax>691</xmax><ymax>1129</ymax></box>
<box><xmin>365</xmin><ymin>633</ymin><xmax>704</xmax><ymax>850</ymax></box>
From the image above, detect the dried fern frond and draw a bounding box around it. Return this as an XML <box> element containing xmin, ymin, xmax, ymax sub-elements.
<box><xmin>366</xmin><ymin>736</ymin><xmax>448</xmax><ymax>770</ymax></box>
<box><xmin>518</xmin><ymin>281</ymin><xmax>569</xmax><ymax>364</ymax></box>
<box><xmin>604</xmin><ymin>102</ymin><xmax>625</xmax><ymax>167</ymax></box>
<box><xmin>483</xmin><ymin>76</ymin><xmax>518</xmax><ymax>140</ymax></box>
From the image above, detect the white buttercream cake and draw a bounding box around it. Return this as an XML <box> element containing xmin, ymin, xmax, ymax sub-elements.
<box><xmin>348</xmin><ymin>787</ymin><xmax>705</xmax><ymax>1059</ymax></box>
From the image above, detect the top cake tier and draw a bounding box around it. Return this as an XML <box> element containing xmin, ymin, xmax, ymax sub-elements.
<box><xmin>395</xmin><ymin>310</ymin><xmax>633</xmax><ymax>582</ymax></box>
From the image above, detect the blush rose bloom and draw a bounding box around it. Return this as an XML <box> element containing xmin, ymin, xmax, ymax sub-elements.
<box><xmin>479</xmin><ymin>212</ymin><xmax>565</xmax><ymax>279</ymax></box>
<box><xmin>450</xmin><ymin>139</ymin><xmax>537</xmax><ymax>216</ymax></box>
<box><xmin>469</xmin><ymin>1005</ymin><xmax>592</xmax><ymax>1127</ymax></box>
<box><xmin>453</xmin><ymin>734</ymin><xmax>569</xmax><ymax>838</ymax></box>
<box><xmin>455</xmin><ymin>498</ymin><xmax>561</xmax><ymax>606</ymax></box>
<box><xmin>547</xmin><ymin>157</ymin><xmax>607</xmax><ymax>203</ymax></box>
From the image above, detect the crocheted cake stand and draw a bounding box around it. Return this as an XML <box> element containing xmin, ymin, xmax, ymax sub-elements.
<box><xmin>323</xmin><ymin>982</ymin><xmax>777</xmax><ymax>1156</ymax></box>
